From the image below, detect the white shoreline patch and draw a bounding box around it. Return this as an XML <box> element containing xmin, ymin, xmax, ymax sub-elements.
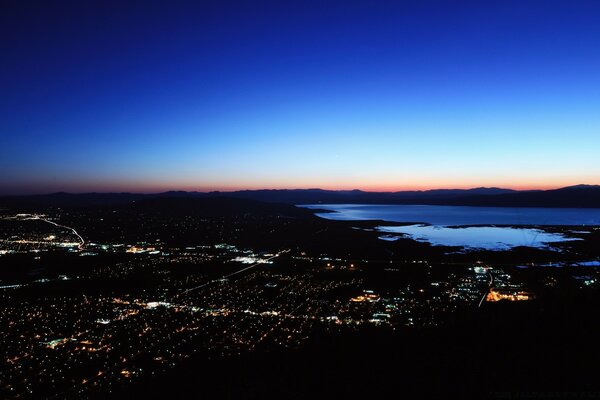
<box><xmin>376</xmin><ymin>224</ymin><xmax>580</xmax><ymax>251</ymax></box>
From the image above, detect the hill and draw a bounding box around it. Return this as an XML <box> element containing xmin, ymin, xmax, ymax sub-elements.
<box><xmin>1</xmin><ymin>185</ymin><xmax>599</xmax><ymax>209</ymax></box>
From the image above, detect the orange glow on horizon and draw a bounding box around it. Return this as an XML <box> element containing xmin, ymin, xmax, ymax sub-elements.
<box><xmin>93</xmin><ymin>177</ymin><xmax>588</xmax><ymax>194</ymax></box>
<box><xmin>39</xmin><ymin>182</ymin><xmax>588</xmax><ymax>194</ymax></box>
<box><xmin>4</xmin><ymin>176</ymin><xmax>596</xmax><ymax>195</ymax></box>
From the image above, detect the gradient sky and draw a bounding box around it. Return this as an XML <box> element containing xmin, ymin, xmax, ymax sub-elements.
<box><xmin>1</xmin><ymin>0</ymin><xmax>600</xmax><ymax>194</ymax></box>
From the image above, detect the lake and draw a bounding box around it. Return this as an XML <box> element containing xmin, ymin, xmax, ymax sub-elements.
<box><xmin>301</xmin><ymin>204</ymin><xmax>600</xmax><ymax>226</ymax></box>
<box><xmin>300</xmin><ymin>204</ymin><xmax>600</xmax><ymax>250</ymax></box>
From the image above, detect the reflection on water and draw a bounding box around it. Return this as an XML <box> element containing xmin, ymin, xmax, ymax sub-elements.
<box><xmin>301</xmin><ymin>204</ymin><xmax>600</xmax><ymax>226</ymax></box>
<box><xmin>299</xmin><ymin>204</ymin><xmax>600</xmax><ymax>250</ymax></box>
<box><xmin>377</xmin><ymin>225</ymin><xmax>579</xmax><ymax>250</ymax></box>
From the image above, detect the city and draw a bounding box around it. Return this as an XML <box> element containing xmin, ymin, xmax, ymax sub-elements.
<box><xmin>3</xmin><ymin>1</ymin><xmax>600</xmax><ymax>398</ymax></box>
<box><xmin>2</xmin><ymin>199</ymin><xmax>600</xmax><ymax>398</ymax></box>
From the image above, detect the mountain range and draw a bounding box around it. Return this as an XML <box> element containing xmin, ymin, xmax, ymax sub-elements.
<box><xmin>1</xmin><ymin>185</ymin><xmax>599</xmax><ymax>209</ymax></box>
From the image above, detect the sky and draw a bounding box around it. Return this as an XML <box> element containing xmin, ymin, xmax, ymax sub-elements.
<box><xmin>1</xmin><ymin>0</ymin><xmax>600</xmax><ymax>194</ymax></box>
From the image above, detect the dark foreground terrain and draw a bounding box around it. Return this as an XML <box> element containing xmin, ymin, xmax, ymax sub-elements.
<box><xmin>119</xmin><ymin>300</ymin><xmax>600</xmax><ymax>400</ymax></box>
<box><xmin>1</xmin><ymin>196</ymin><xmax>600</xmax><ymax>399</ymax></box>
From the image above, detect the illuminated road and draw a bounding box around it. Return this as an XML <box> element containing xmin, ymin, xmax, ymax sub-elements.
<box><xmin>27</xmin><ymin>215</ymin><xmax>85</xmax><ymax>249</ymax></box>
<box><xmin>176</xmin><ymin>250</ymin><xmax>289</xmax><ymax>297</ymax></box>
<box><xmin>478</xmin><ymin>268</ymin><xmax>494</xmax><ymax>308</ymax></box>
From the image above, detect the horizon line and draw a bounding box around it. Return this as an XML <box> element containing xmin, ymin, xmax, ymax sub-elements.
<box><xmin>2</xmin><ymin>183</ymin><xmax>598</xmax><ymax>197</ymax></box>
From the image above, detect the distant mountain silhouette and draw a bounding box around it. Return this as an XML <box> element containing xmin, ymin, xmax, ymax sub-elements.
<box><xmin>1</xmin><ymin>185</ymin><xmax>599</xmax><ymax>209</ymax></box>
<box><xmin>208</xmin><ymin>187</ymin><xmax>518</xmax><ymax>204</ymax></box>
<box><xmin>443</xmin><ymin>185</ymin><xmax>600</xmax><ymax>208</ymax></box>
<box><xmin>126</xmin><ymin>196</ymin><xmax>314</xmax><ymax>218</ymax></box>
<box><xmin>0</xmin><ymin>192</ymin><xmax>148</xmax><ymax>209</ymax></box>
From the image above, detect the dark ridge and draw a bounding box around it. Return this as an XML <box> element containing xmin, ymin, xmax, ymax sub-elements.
<box><xmin>1</xmin><ymin>185</ymin><xmax>599</xmax><ymax>210</ymax></box>
<box><xmin>0</xmin><ymin>192</ymin><xmax>148</xmax><ymax>210</ymax></box>
<box><xmin>445</xmin><ymin>185</ymin><xmax>600</xmax><ymax>208</ymax></box>
<box><xmin>124</xmin><ymin>196</ymin><xmax>315</xmax><ymax>219</ymax></box>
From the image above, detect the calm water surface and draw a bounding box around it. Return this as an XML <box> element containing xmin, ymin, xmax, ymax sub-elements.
<box><xmin>300</xmin><ymin>204</ymin><xmax>600</xmax><ymax>250</ymax></box>
<box><xmin>301</xmin><ymin>204</ymin><xmax>600</xmax><ymax>226</ymax></box>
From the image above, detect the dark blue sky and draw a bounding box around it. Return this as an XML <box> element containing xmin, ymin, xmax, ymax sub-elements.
<box><xmin>2</xmin><ymin>0</ymin><xmax>600</xmax><ymax>194</ymax></box>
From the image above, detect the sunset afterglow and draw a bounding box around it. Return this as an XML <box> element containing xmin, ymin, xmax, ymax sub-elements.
<box><xmin>2</xmin><ymin>1</ymin><xmax>600</xmax><ymax>194</ymax></box>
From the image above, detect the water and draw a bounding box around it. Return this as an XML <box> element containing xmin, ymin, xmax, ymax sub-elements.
<box><xmin>301</xmin><ymin>204</ymin><xmax>600</xmax><ymax>226</ymax></box>
<box><xmin>300</xmin><ymin>204</ymin><xmax>600</xmax><ymax>250</ymax></box>
<box><xmin>375</xmin><ymin>225</ymin><xmax>577</xmax><ymax>251</ymax></box>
